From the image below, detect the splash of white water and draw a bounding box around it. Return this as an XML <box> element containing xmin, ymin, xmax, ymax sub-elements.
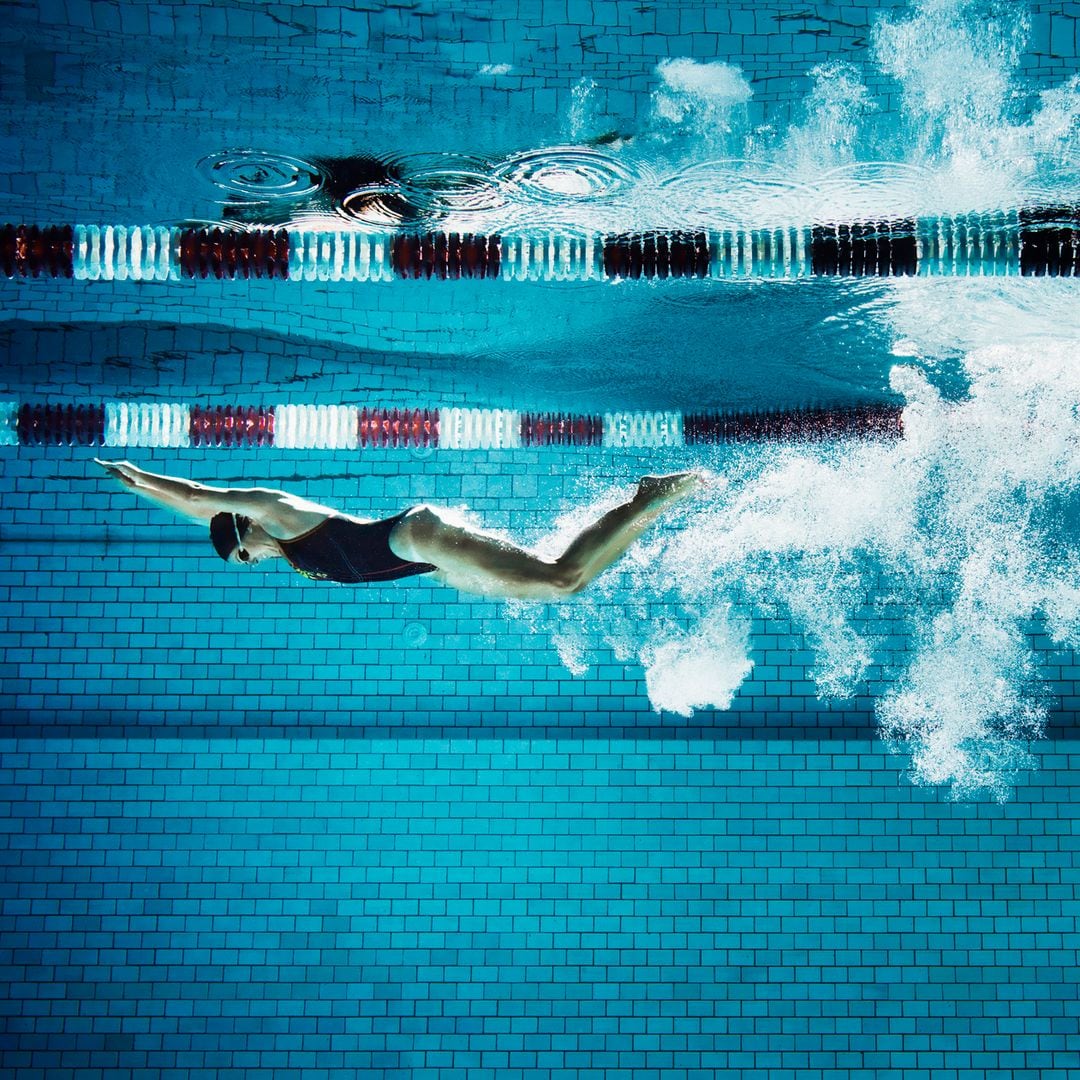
<box><xmin>641</xmin><ymin>606</ymin><xmax>754</xmax><ymax>716</ymax></box>
<box><xmin>873</xmin><ymin>0</ymin><xmax>1029</xmax><ymax>159</ymax></box>
<box><xmin>783</xmin><ymin>62</ymin><xmax>878</xmax><ymax>169</ymax></box>
<box><xmin>649</xmin><ymin>58</ymin><xmax>753</xmax><ymax>146</ymax></box>
<box><xmin>515</xmin><ymin>0</ymin><xmax>1080</xmax><ymax>801</ymax></box>
<box><xmin>529</xmin><ymin>283</ymin><xmax>1079</xmax><ymax>801</ymax></box>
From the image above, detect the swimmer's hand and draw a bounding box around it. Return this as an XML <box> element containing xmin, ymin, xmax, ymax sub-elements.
<box><xmin>94</xmin><ymin>459</ymin><xmax>143</xmax><ymax>488</ymax></box>
<box><xmin>93</xmin><ymin>461</ymin><xmax>220</xmax><ymax>521</ymax></box>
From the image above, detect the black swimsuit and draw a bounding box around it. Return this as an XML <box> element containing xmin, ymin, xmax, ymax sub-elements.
<box><xmin>276</xmin><ymin>512</ymin><xmax>437</xmax><ymax>584</ymax></box>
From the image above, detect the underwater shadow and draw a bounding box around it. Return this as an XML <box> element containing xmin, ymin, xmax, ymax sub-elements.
<box><xmin>4</xmin><ymin>708</ymin><xmax>1079</xmax><ymax>744</ymax></box>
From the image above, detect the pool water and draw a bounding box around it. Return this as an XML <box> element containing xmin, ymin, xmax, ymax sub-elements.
<box><xmin>2</xmin><ymin>1</ymin><xmax>1079</xmax><ymax>1076</ymax></box>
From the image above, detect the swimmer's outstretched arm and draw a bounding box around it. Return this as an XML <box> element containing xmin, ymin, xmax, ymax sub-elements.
<box><xmin>95</xmin><ymin>459</ymin><xmax>331</xmax><ymax>531</ymax></box>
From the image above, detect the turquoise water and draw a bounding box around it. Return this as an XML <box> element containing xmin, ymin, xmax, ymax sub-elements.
<box><xmin>2</xmin><ymin>0</ymin><xmax>1080</xmax><ymax>1075</ymax></box>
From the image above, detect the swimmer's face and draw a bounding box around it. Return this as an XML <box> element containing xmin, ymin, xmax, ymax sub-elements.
<box><xmin>229</xmin><ymin>523</ymin><xmax>279</xmax><ymax>567</ymax></box>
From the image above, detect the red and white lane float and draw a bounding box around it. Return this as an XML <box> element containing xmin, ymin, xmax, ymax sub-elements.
<box><xmin>1</xmin><ymin>213</ymin><xmax>1077</xmax><ymax>281</ymax></box>
<box><xmin>0</xmin><ymin>400</ymin><xmax>903</xmax><ymax>449</ymax></box>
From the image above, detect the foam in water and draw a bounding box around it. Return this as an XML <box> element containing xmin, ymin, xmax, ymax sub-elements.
<box><xmin>532</xmin><ymin>309</ymin><xmax>1076</xmax><ymax>801</ymax></box>
<box><xmin>873</xmin><ymin>0</ymin><xmax>1029</xmax><ymax>157</ymax></box>
<box><xmin>782</xmin><ymin>62</ymin><xmax>878</xmax><ymax>169</ymax></box>
<box><xmin>253</xmin><ymin>0</ymin><xmax>1078</xmax><ymax>237</ymax></box>
<box><xmin>568</xmin><ymin>78</ymin><xmax>599</xmax><ymax>142</ymax></box>
<box><xmin>515</xmin><ymin>0</ymin><xmax>1080</xmax><ymax>801</ymax></box>
<box><xmin>640</xmin><ymin>605</ymin><xmax>754</xmax><ymax>717</ymax></box>
<box><xmin>873</xmin><ymin>0</ymin><xmax>1080</xmax><ymax>209</ymax></box>
<box><xmin>649</xmin><ymin>58</ymin><xmax>753</xmax><ymax>147</ymax></box>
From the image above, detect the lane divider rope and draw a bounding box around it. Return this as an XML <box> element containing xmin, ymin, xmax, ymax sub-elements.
<box><xmin>2</xmin><ymin>212</ymin><xmax>1076</xmax><ymax>280</ymax></box>
<box><xmin>1</xmin><ymin>401</ymin><xmax>903</xmax><ymax>449</ymax></box>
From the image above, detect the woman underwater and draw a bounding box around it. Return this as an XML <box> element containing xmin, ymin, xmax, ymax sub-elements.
<box><xmin>97</xmin><ymin>459</ymin><xmax>702</xmax><ymax>600</ymax></box>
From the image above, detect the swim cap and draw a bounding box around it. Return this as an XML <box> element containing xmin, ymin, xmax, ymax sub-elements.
<box><xmin>209</xmin><ymin>512</ymin><xmax>251</xmax><ymax>561</ymax></box>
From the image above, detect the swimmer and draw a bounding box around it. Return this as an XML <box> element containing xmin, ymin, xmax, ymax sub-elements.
<box><xmin>95</xmin><ymin>460</ymin><xmax>703</xmax><ymax>601</ymax></box>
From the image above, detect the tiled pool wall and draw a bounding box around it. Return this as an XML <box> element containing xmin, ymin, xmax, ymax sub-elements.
<box><xmin>1</xmin><ymin>736</ymin><xmax>1076</xmax><ymax>1077</ymax></box>
<box><xmin>3</xmin><ymin>1</ymin><xmax>1080</xmax><ymax>1077</ymax></box>
<box><xmin>2</xmin><ymin>313</ymin><xmax>1079</xmax><ymax>1075</ymax></box>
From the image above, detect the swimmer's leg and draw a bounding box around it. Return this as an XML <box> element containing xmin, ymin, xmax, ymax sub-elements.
<box><xmin>389</xmin><ymin>472</ymin><xmax>702</xmax><ymax>601</ymax></box>
<box><xmin>557</xmin><ymin>472</ymin><xmax>702</xmax><ymax>586</ymax></box>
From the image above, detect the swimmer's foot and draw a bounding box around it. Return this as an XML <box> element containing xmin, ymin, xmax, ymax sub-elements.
<box><xmin>635</xmin><ymin>471</ymin><xmax>706</xmax><ymax>513</ymax></box>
